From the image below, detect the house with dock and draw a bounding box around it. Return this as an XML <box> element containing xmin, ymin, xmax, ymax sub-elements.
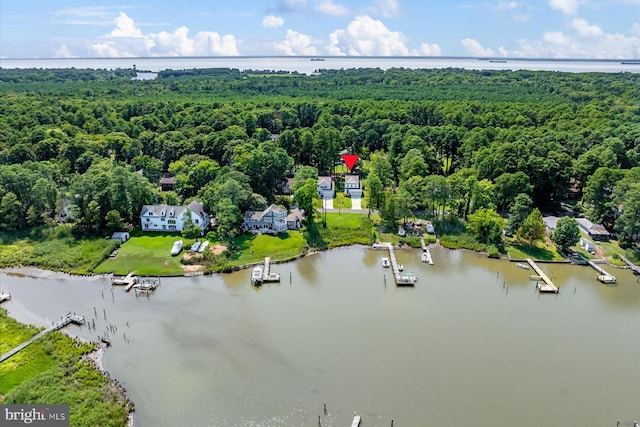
<box><xmin>140</xmin><ymin>200</ymin><xmax>209</xmax><ymax>233</ymax></box>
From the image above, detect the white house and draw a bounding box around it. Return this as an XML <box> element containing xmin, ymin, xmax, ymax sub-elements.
<box><xmin>140</xmin><ymin>200</ymin><xmax>209</xmax><ymax>233</ymax></box>
<box><xmin>317</xmin><ymin>176</ymin><xmax>334</xmax><ymax>199</ymax></box>
<box><xmin>344</xmin><ymin>175</ymin><xmax>362</xmax><ymax>197</ymax></box>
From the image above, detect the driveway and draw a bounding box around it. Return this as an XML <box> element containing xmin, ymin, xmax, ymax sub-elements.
<box><xmin>323</xmin><ymin>197</ymin><xmax>334</xmax><ymax>210</ymax></box>
<box><xmin>351</xmin><ymin>195</ymin><xmax>362</xmax><ymax>210</ymax></box>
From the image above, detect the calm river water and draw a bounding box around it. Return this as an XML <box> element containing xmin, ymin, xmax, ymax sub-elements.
<box><xmin>2</xmin><ymin>247</ymin><xmax>639</xmax><ymax>426</ymax></box>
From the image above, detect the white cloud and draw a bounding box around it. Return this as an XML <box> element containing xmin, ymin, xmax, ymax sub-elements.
<box><xmin>263</xmin><ymin>15</ymin><xmax>285</xmax><ymax>29</ymax></box>
<box><xmin>273</xmin><ymin>29</ymin><xmax>318</xmax><ymax>55</ymax></box>
<box><xmin>326</xmin><ymin>15</ymin><xmax>410</xmax><ymax>55</ymax></box>
<box><xmin>412</xmin><ymin>43</ymin><xmax>442</xmax><ymax>56</ymax></box>
<box><xmin>370</xmin><ymin>0</ymin><xmax>400</xmax><ymax>18</ymax></box>
<box><xmin>549</xmin><ymin>0</ymin><xmax>579</xmax><ymax>15</ymax></box>
<box><xmin>461</xmin><ymin>38</ymin><xmax>495</xmax><ymax>56</ymax></box>
<box><xmin>108</xmin><ymin>12</ymin><xmax>143</xmax><ymax>38</ymax></box>
<box><xmin>315</xmin><ymin>0</ymin><xmax>349</xmax><ymax>16</ymax></box>
<box><xmin>53</xmin><ymin>44</ymin><xmax>74</xmax><ymax>58</ymax></box>
<box><xmin>89</xmin><ymin>12</ymin><xmax>239</xmax><ymax>57</ymax></box>
<box><xmin>632</xmin><ymin>23</ymin><xmax>640</xmax><ymax>37</ymax></box>
<box><xmin>570</xmin><ymin>18</ymin><xmax>603</xmax><ymax>38</ymax></box>
<box><xmin>510</xmin><ymin>20</ymin><xmax>640</xmax><ymax>58</ymax></box>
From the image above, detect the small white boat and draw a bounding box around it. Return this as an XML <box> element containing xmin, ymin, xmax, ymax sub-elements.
<box><xmin>397</xmin><ymin>227</ymin><xmax>406</xmax><ymax>237</ymax></box>
<box><xmin>426</xmin><ymin>222</ymin><xmax>435</xmax><ymax>233</ymax></box>
<box><xmin>198</xmin><ymin>240</ymin><xmax>209</xmax><ymax>253</ymax></box>
<box><xmin>381</xmin><ymin>257</ymin><xmax>390</xmax><ymax>268</ymax></box>
<box><xmin>170</xmin><ymin>240</ymin><xmax>183</xmax><ymax>256</ymax></box>
<box><xmin>516</xmin><ymin>263</ymin><xmax>529</xmax><ymax>270</ymax></box>
<box><xmin>398</xmin><ymin>264</ymin><xmax>404</xmax><ymax>271</ymax></box>
<box><xmin>352</xmin><ymin>415</ymin><xmax>361</xmax><ymax>427</ymax></box>
<box><xmin>421</xmin><ymin>252</ymin><xmax>428</xmax><ymax>262</ymax></box>
<box><xmin>251</xmin><ymin>266</ymin><xmax>263</xmax><ymax>284</ymax></box>
<box><xmin>191</xmin><ymin>241</ymin><xmax>201</xmax><ymax>252</ymax></box>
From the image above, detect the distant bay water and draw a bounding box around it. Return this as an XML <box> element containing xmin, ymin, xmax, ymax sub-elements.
<box><xmin>1</xmin><ymin>56</ymin><xmax>639</xmax><ymax>74</ymax></box>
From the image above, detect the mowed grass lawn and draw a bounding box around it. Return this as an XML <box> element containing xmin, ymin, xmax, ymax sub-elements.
<box><xmin>226</xmin><ymin>232</ymin><xmax>307</xmax><ymax>268</ymax></box>
<box><xmin>312</xmin><ymin>213</ymin><xmax>374</xmax><ymax>248</ymax></box>
<box><xmin>505</xmin><ymin>239</ymin><xmax>565</xmax><ymax>261</ymax></box>
<box><xmin>94</xmin><ymin>231</ymin><xmax>196</xmax><ymax>276</ymax></box>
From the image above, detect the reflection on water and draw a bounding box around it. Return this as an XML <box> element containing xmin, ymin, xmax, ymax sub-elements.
<box><xmin>1</xmin><ymin>248</ymin><xmax>639</xmax><ymax>426</ymax></box>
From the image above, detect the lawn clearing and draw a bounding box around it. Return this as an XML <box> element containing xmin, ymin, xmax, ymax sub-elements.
<box><xmin>506</xmin><ymin>239</ymin><xmax>565</xmax><ymax>261</ymax></box>
<box><xmin>225</xmin><ymin>232</ymin><xmax>307</xmax><ymax>268</ymax></box>
<box><xmin>94</xmin><ymin>231</ymin><xmax>196</xmax><ymax>276</ymax></box>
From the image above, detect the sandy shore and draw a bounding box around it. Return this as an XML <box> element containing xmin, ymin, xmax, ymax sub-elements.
<box><xmin>1</xmin><ymin>266</ymin><xmax>112</xmax><ymax>281</ymax></box>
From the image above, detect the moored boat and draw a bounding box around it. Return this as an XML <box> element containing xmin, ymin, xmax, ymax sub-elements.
<box><xmin>381</xmin><ymin>257</ymin><xmax>390</xmax><ymax>268</ymax></box>
<box><xmin>170</xmin><ymin>240</ymin><xmax>183</xmax><ymax>256</ymax></box>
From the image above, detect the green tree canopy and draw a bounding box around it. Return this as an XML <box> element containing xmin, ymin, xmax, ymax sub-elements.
<box><xmin>551</xmin><ymin>217</ymin><xmax>581</xmax><ymax>250</ymax></box>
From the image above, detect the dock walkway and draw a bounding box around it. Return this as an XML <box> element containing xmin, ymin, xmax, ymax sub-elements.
<box><xmin>587</xmin><ymin>260</ymin><xmax>616</xmax><ymax>283</ymax></box>
<box><xmin>620</xmin><ymin>256</ymin><xmax>640</xmax><ymax>275</ymax></box>
<box><xmin>526</xmin><ymin>258</ymin><xmax>559</xmax><ymax>293</ymax></box>
<box><xmin>0</xmin><ymin>314</ymin><xmax>84</xmax><ymax>363</ymax></box>
<box><xmin>372</xmin><ymin>243</ymin><xmax>417</xmax><ymax>286</ymax></box>
<box><xmin>262</xmin><ymin>257</ymin><xmax>281</xmax><ymax>283</ymax></box>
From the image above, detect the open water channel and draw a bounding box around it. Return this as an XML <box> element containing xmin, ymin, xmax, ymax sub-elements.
<box><xmin>2</xmin><ymin>246</ymin><xmax>639</xmax><ymax>426</ymax></box>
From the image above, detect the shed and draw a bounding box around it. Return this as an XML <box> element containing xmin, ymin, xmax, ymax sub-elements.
<box><xmin>111</xmin><ymin>232</ymin><xmax>130</xmax><ymax>243</ymax></box>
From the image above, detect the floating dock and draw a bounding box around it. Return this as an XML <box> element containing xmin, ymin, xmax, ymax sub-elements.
<box><xmin>132</xmin><ymin>277</ymin><xmax>160</xmax><ymax>294</ymax></box>
<box><xmin>526</xmin><ymin>258</ymin><xmax>559</xmax><ymax>293</ymax></box>
<box><xmin>587</xmin><ymin>260</ymin><xmax>616</xmax><ymax>283</ymax></box>
<box><xmin>0</xmin><ymin>292</ymin><xmax>11</xmax><ymax>303</ymax></box>
<box><xmin>262</xmin><ymin>257</ymin><xmax>281</xmax><ymax>283</ymax></box>
<box><xmin>372</xmin><ymin>243</ymin><xmax>417</xmax><ymax>286</ymax></box>
<box><xmin>0</xmin><ymin>314</ymin><xmax>84</xmax><ymax>363</ymax></box>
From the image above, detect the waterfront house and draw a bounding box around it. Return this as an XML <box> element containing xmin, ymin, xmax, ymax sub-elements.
<box><xmin>243</xmin><ymin>204</ymin><xmax>288</xmax><ymax>234</ymax></box>
<box><xmin>575</xmin><ymin>218</ymin><xmax>610</xmax><ymax>241</ymax></box>
<box><xmin>243</xmin><ymin>205</ymin><xmax>303</xmax><ymax>234</ymax></box>
<box><xmin>317</xmin><ymin>176</ymin><xmax>334</xmax><ymax>199</ymax></box>
<box><xmin>344</xmin><ymin>175</ymin><xmax>362</xmax><ymax>197</ymax></box>
<box><xmin>140</xmin><ymin>200</ymin><xmax>209</xmax><ymax>233</ymax></box>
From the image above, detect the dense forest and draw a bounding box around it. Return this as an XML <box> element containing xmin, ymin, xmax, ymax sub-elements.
<box><xmin>0</xmin><ymin>66</ymin><xmax>638</xmax><ymax>249</ymax></box>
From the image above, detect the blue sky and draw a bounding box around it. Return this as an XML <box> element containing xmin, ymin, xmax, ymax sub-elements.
<box><xmin>1</xmin><ymin>0</ymin><xmax>639</xmax><ymax>58</ymax></box>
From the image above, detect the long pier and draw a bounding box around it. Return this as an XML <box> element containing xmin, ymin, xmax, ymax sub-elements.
<box><xmin>526</xmin><ymin>258</ymin><xmax>559</xmax><ymax>293</ymax></box>
<box><xmin>587</xmin><ymin>260</ymin><xmax>616</xmax><ymax>283</ymax></box>
<box><xmin>0</xmin><ymin>314</ymin><xmax>85</xmax><ymax>363</ymax></box>
<box><xmin>372</xmin><ymin>243</ymin><xmax>417</xmax><ymax>286</ymax></box>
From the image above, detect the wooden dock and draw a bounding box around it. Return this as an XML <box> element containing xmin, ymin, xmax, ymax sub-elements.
<box><xmin>112</xmin><ymin>272</ymin><xmax>138</xmax><ymax>290</ymax></box>
<box><xmin>262</xmin><ymin>257</ymin><xmax>281</xmax><ymax>283</ymax></box>
<box><xmin>587</xmin><ymin>261</ymin><xmax>616</xmax><ymax>283</ymax></box>
<box><xmin>620</xmin><ymin>255</ymin><xmax>640</xmax><ymax>275</ymax></box>
<box><xmin>0</xmin><ymin>314</ymin><xmax>84</xmax><ymax>363</ymax></box>
<box><xmin>372</xmin><ymin>243</ymin><xmax>417</xmax><ymax>286</ymax></box>
<box><xmin>0</xmin><ymin>292</ymin><xmax>11</xmax><ymax>303</ymax></box>
<box><xmin>526</xmin><ymin>258</ymin><xmax>559</xmax><ymax>293</ymax></box>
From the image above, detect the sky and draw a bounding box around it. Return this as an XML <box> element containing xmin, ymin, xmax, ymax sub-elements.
<box><xmin>1</xmin><ymin>0</ymin><xmax>639</xmax><ymax>59</ymax></box>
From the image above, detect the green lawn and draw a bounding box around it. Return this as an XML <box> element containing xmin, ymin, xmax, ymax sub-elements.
<box><xmin>94</xmin><ymin>230</ymin><xmax>196</xmax><ymax>276</ymax></box>
<box><xmin>333</xmin><ymin>193</ymin><xmax>352</xmax><ymax>209</ymax></box>
<box><xmin>505</xmin><ymin>239</ymin><xmax>565</xmax><ymax>261</ymax></box>
<box><xmin>225</xmin><ymin>231</ymin><xmax>307</xmax><ymax>268</ymax></box>
<box><xmin>309</xmin><ymin>213</ymin><xmax>374</xmax><ymax>249</ymax></box>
